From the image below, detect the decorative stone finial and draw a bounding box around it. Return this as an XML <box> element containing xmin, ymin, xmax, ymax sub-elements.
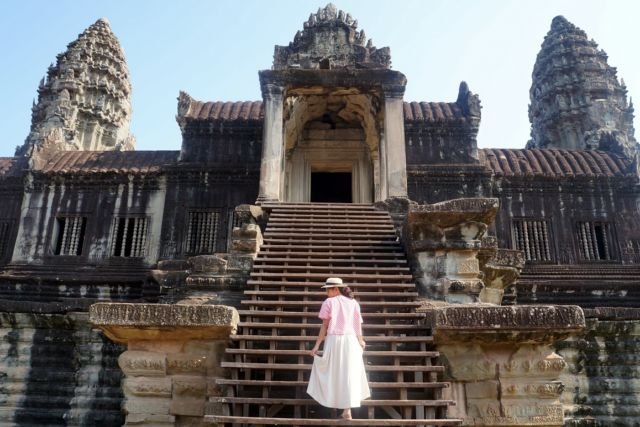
<box><xmin>17</xmin><ymin>17</ymin><xmax>135</xmax><ymax>157</ymax></box>
<box><xmin>528</xmin><ymin>16</ymin><xmax>638</xmax><ymax>158</ymax></box>
<box><xmin>273</xmin><ymin>4</ymin><xmax>391</xmax><ymax>70</ymax></box>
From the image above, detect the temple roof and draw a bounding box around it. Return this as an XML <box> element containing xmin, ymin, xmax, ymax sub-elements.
<box><xmin>34</xmin><ymin>151</ymin><xmax>178</xmax><ymax>174</ymax></box>
<box><xmin>481</xmin><ymin>148</ymin><xmax>633</xmax><ymax>178</ymax></box>
<box><xmin>178</xmin><ymin>98</ymin><xmax>473</xmax><ymax>124</ymax></box>
<box><xmin>403</xmin><ymin>102</ymin><xmax>468</xmax><ymax>123</ymax></box>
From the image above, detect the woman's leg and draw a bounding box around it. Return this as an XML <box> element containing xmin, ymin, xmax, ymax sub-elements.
<box><xmin>341</xmin><ymin>408</ymin><xmax>352</xmax><ymax>419</ymax></box>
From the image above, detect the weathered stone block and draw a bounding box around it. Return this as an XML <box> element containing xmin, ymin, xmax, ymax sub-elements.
<box><xmin>123</xmin><ymin>396</ymin><xmax>171</xmax><ymax>415</ymax></box>
<box><xmin>189</xmin><ymin>255</ymin><xmax>228</xmax><ymax>274</ymax></box>
<box><xmin>123</xmin><ymin>377</ymin><xmax>172</xmax><ymax>397</ymax></box>
<box><xmin>230</xmin><ymin>238</ymin><xmax>260</xmax><ymax>253</ymax></box>
<box><xmin>173</xmin><ymin>376</ymin><xmax>208</xmax><ymax>398</ymax></box>
<box><xmin>125</xmin><ymin>413</ymin><xmax>175</xmax><ymax>425</ymax></box>
<box><xmin>167</xmin><ymin>353</ymin><xmax>208</xmax><ymax>376</ymax></box>
<box><xmin>169</xmin><ymin>398</ymin><xmax>206</xmax><ymax>416</ymax></box>
<box><xmin>466</xmin><ymin>380</ymin><xmax>499</xmax><ymax>399</ymax></box>
<box><xmin>119</xmin><ymin>351</ymin><xmax>167</xmax><ymax>377</ymax></box>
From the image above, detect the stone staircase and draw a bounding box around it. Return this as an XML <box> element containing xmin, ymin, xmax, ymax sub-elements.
<box><xmin>209</xmin><ymin>203</ymin><xmax>462</xmax><ymax>426</ymax></box>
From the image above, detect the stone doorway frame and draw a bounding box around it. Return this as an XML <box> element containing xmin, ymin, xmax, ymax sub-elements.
<box><xmin>256</xmin><ymin>69</ymin><xmax>408</xmax><ymax>203</ymax></box>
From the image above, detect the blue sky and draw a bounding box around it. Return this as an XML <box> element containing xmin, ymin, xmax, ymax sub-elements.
<box><xmin>0</xmin><ymin>1</ymin><xmax>638</xmax><ymax>156</ymax></box>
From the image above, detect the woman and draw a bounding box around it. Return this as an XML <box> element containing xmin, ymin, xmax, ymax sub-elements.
<box><xmin>307</xmin><ymin>277</ymin><xmax>370</xmax><ymax>420</ymax></box>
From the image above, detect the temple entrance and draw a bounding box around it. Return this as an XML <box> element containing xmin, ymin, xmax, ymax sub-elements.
<box><xmin>310</xmin><ymin>172</ymin><xmax>352</xmax><ymax>202</ymax></box>
<box><xmin>284</xmin><ymin>109</ymin><xmax>374</xmax><ymax>203</ymax></box>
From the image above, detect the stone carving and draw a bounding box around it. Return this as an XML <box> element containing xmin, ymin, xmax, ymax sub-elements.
<box><xmin>528</xmin><ymin>16</ymin><xmax>639</xmax><ymax>160</ymax></box>
<box><xmin>479</xmin><ymin>248</ymin><xmax>525</xmax><ymax>304</ymax></box>
<box><xmin>17</xmin><ymin>18</ymin><xmax>135</xmax><ymax>157</ymax></box>
<box><xmin>273</xmin><ymin>3</ymin><xmax>391</xmax><ymax>70</ymax></box>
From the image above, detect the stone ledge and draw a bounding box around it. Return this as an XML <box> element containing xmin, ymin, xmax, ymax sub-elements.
<box><xmin>583</xmin><ymin>306</ymin><xmax>640</xmax><ymax>320</ymax></box>
<box><xmin>422</xmin><ymin>304</ymin><xmax>585</xmax><ymax>343</ymax></box>
<box><xmin>90</xmin><ymin>303</ymin><xmax>239</xmax><ymax>343</ymax></box>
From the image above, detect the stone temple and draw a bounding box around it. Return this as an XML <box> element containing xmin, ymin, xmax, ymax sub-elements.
<box><xmin>0</xmin><ymin>5</ymin><xmax>639</xmax><ymax>427</ymax></box>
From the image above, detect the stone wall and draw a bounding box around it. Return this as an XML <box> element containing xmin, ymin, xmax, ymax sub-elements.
<box><xmin>0</xmin><ymin>311</ymin><xmax>124</xmax><ymax>426</ymax></box>
<box><xmin>558</xmin><ymin>308</ymin><xmax>640</xmax><ymax>426</ymax></box>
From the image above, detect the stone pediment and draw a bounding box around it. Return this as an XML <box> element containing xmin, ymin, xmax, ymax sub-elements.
<box><xmin>273</xmin><ymin>3</ymin><xmax>391</xmax><ymax>70</ymax></box>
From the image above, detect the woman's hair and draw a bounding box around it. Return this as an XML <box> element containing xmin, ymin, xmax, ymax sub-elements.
<box><xmin>339</xmin><ymin>286</ymin><xmax>354</xmax><ymax>299</ymax></box>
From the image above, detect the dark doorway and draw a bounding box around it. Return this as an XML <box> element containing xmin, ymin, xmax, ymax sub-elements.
<box><xmin>311</xmin><ymin>172</ymin><xmax>352</xmax><ymax>203</ymax></box>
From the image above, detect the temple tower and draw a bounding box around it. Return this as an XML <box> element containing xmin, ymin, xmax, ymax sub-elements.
<box><xmin>17</xmin><ymin>18</ymin><xmax>135</xmax><ymax>157</ymax></box>
<box><xmin>528</xmin><ymin>16</ymin><xmax>637</xmax><ymax>158</ymax></box>
<box><xmin>257</xmin><ymin>3</ymin><xmax>408</xmax><ymax>203</ymax></box>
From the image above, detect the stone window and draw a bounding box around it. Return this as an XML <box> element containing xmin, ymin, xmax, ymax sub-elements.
<box><xmin>576</xmin><ymin>221</ymin><xmax>617</xmax><ymax>261</ymax></box>
<box><xmin>0</xmin><ymin>221</ymin><xmax>11</xmax><ymax>257</ymax></box>
<box><xmin>511</xmin><ymin>219</ymin><xmax>553</xmax><ymax>262</ymax></box>
<box><xmin>186</xmin><ymin>210</ymin><xmax>219</xmax><ymax>255</ymax></box>
<box><xmin>53</xmin><ymin>216</ymin><xmax>87</xmax><ymax>256</ymax></box>
<box><xmin>109</xmin><ymin>216</ymin><xmax>148</xmax><ymax>257</ymax></box>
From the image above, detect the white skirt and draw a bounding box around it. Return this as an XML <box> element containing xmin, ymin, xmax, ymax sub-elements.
<box><xmin>307</xmin><ymin>334</ymin><xmax>371</xmax><ymax>409</ymax></box>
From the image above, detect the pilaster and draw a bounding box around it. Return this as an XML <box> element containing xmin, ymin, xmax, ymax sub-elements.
<box><xmin>257</xmin><ymin>84</ymin><xmax>285</xmax><ymax>202</ymax></box>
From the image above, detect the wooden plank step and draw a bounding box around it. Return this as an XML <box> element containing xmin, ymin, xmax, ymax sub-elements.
<box><xmin>267</xmin><ymin>225</ymin><xmax>395</xmax><ymax>232</ymax></box>
<box><xmin>268</xmin><ymin>220</ymin><xmax>393</xmax><ymax>226</ymax></box>
<box><xmin>254</xmin><ymin>251</ymin><xmax>406</xmax><ymax>258</ymax></box>
<box><xmin>238</xmin><ymin>310</ymin><xmax>424</xmax><ymax>319</ymax></box>
<box><xmin>258</xmin><ymin>201</ymin><xmax>384</xmax><ymax>212</ymax></box>
<box><xmin>265</xmin><ymin>232</ymin><xmax>397</xmax><ymax>239</ymax></box>
<box><xmin>268</xmin><ymin>219</ymin><xmax>393</xmax><ymax>226</ymax></box>
<box><xmin>242</xmin><ymin>291</ymin><xmax>417</xmax><ymax>298</ymax></box>
<box><xmin>206</xmin><ymin>416</ymin><xmax>463</xmax><ymax>426</ymax></box>
<box><xmin>215</xmin><ymin>379</ymin><xmax>449</xmax><ymax>388</ymax></box>
<box><xmin>249</xmin><ymin>272</ymin><xmax>413</xmax><ymax>281</ymax></box>
<box><xmin>220</xmin><ymin>362</ymin><xmax>445</xmax><ymax>372</ymax></box>
<box><xmin>246</xmin><ymin>280</ymin><xmax>416</xmax><ymax>289</ymax></box>
<box><xmin>215</xmin><ymin>397</ymin><xmax>454</xmax><ymax>406</ymax></box>
<box><xmin>230</xmin><ymin>335</ymin><xmax>433</xmax><ymax>343</ymax></box>
<box><xmin>254</xmin><ymin>258</ymin><xmax>408</xmax><ymax>265</ymax></box>
<box><xmin>240</xmin><ymin>301</ymin><xmax>422</xmax><ymax>308</ymax></box>
<box><xmin>260</xmin><ymin>243</ymin><xmax>401</xmax><ymax>250</ymax></box>
<box><xmin>250</xmin><ymin>265</ymin><xmax>411</xmax><ymax>273</ymax></box>
<box><xmin>267</xmin><ymin>209</ymin><xmax>381</xmax><ymax>215</ymax></box>
<box><xmin>225</xmin><ymin>349</ymin><xmax>439</xmax><ymax>357</ymax></box>
<box><xmin>237</xmin><ymin>322</ymin><xmax>427</xmax><ymax>331</ymax></box>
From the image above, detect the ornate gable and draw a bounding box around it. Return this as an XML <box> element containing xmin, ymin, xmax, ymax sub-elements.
<box><xmin>273</xmin><ymin>3</ymin><xmax>391</xmax><ymax>70</ymax></box>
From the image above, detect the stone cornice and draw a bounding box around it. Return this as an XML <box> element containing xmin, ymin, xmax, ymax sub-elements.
<box><xmin>90</xmin><ymin>302</ymin><xmax>239</xmax><ymax>343</ymax></box>
<box><xmin>422</xmin><ymin>304</ymin><xmax>585</xmax><ymax>343</ymax></box>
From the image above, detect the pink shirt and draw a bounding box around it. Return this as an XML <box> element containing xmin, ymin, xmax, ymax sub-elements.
<box><xmin>318</xmin><ymin>295</ymin><xmax>363</xmax><ymax>336</ymax></box>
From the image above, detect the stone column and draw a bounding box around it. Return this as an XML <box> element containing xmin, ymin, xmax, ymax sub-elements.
<box><xmin>257</xmin><ymin>84</ymin><xmax>285</xmax><ymax>202</ymax></box>
<box><xmin>90</xmin><ymin>303</ymin><xmax>239</xmax><ymax>427</ymax></box>
<box><xmin>425</xmin><ymin>305</ymin><xmax>585</xmax><ymax>427</ymax></box>
<box><xmin>382</xmin><ymin>89</ymin><xmax>408</xmax><ymax>199</ymax></box>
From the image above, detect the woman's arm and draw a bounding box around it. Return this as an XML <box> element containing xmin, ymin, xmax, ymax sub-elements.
<box><xmin>310</xmin><ymin>318</ymin><xmax>330</xmax><ymax>355</ymax></box>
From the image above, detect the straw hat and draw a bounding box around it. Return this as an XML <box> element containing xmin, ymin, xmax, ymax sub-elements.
<box><xmin>321</xmin><ymin>277</ymin><xmax>346</xmax><ymax>288</ymax></box>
